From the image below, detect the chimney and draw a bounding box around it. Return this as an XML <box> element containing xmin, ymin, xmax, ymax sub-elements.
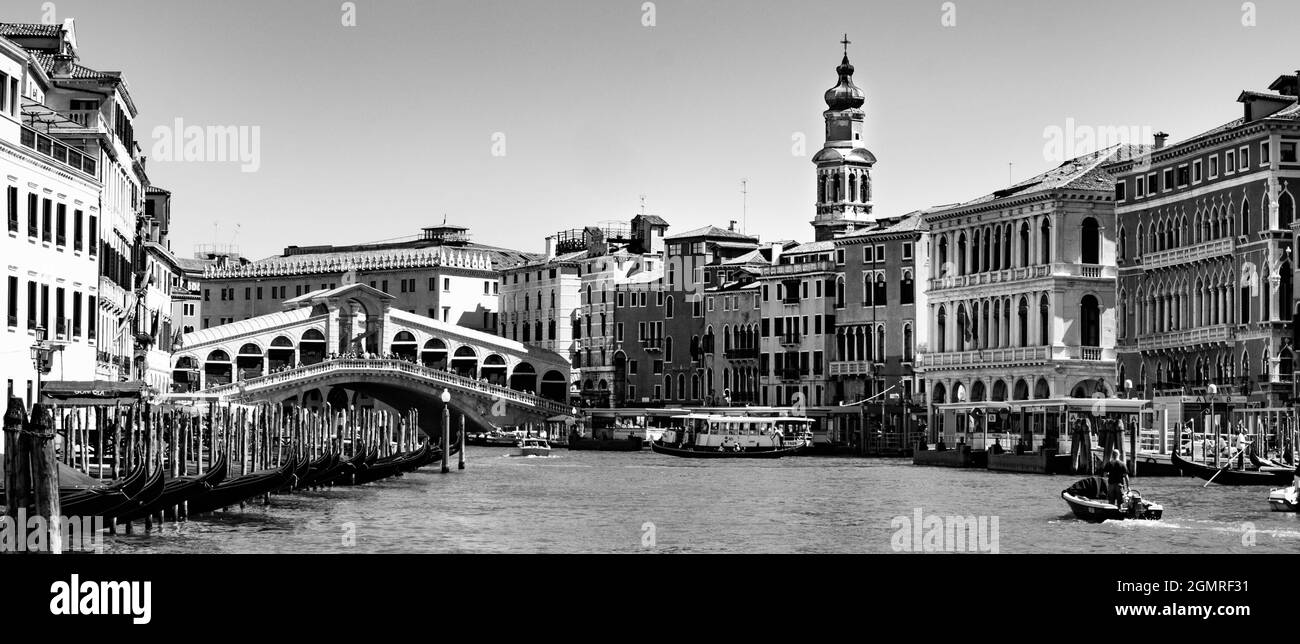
<box><xmin>544</xmin><ymin>235</ymin><xmax>555</xmax><ymax>261</ymax></box>
<box><xmin>1153</xmin><ymin>131</ymin><xmax>1168</xmax><ymax>150</ymax></box>
<box><xmin>769</xmin><ymin>242</ymin><xmax>784</xmax><ymax>265</ymax></box>
<box><xmin>728</xmin><ymin>220</ymin><xmax>737</xmax><ymax>232</ymax></box>
<box><xmin>52</xmin><ymin>52</ymin><xmax>75</xmax><ymax>77</ymax></box>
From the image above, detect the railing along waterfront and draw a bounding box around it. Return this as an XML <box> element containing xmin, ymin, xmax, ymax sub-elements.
<box><xmin>1140</xmin><ymin>238</ymin><xmax>1235</xmax><ymax>270</ymax></box>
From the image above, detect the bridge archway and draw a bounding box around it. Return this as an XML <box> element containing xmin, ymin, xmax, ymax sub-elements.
<box><xmin>237</xmin><ymin>343</ymin><xmax>265</xmax><ymax>380</ymax></box>
<box><xmin>482</xmin><ymin>354</ymin><xmax>508</xmax><ymax>386</ymax></box>
<box><xmin>301</xmin><ymin>329</ymin><xmax>326</xmax><ymax>365</ymax></box>
<box><xmin>326</xmin><ymin>386</ymin><xmax>350</xmax><ymax>410</ymax></box>
<box><xmin>172</xmin><ymin>355</ymin><xmax>197</xmax><ymax>391</ymax></box>
<box><xmin>510</xmin><ymin>362</ymin><xmax>536</xmax><ymax>392</ymax></box>
<box><xmin>391</xmin><ymin>331</ymin><xmax>418</xmax><ymax>361</ymax></box>
<box><xmin>422</xmin><ymin>339</ymin><xmax>448</xmax><ymax>368</ymax></box>
<box><xmin>302</xmin><ymin>389</ymin><xmax>323</xmax><ymax>410</ymax></box>
<box><xmin>205</xmin><ymin>350</ymin><xmax>233</xmax><ymax>386</ymax></box>
<box><xmin>269</xmin><ymin>336</ymin><xmax>295</xmax><ymax>371</ymax></box>
<box><xmin>541</xmin><ymin>370</ymin><xmax>567</xmax><ymax>402</ymax></box>
<box><xmin>452</xmin><ymin>346</ymin><xmax>478</xmax><ymax>377</ymax></box>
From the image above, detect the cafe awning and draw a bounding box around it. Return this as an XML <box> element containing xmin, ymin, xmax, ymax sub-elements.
<box><xmin>39</xmin><ymin>380</ymin><xmax>151</xmax><ymax>405</ymax></box>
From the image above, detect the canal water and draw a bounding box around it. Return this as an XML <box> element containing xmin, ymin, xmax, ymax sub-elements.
<box><xmin>104</xmin><ymin>447</ymin><xmax>1300</xmax><ymax>554</ymax></box>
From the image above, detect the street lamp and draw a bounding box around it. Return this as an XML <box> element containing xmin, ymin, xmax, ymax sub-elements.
<box><xmin>440</xmin><ymin>388</ymin><xmax>451</xmax><ymax>473</ymax></box>
<box><xmin>31</xmin><ymin>325</ymin><xmax>49</xmax><ymax>406</ymax></box>
<box><xmin>1206</xmin><ymin>383</ymin><xmax>1220</xmax><ymax>468</ymax></box>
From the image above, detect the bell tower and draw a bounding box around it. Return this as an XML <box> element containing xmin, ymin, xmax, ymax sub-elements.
<box><xmin>812</xmin><ymin>36</ymin><xmax>877</xmax><ymax>241</ymax></box>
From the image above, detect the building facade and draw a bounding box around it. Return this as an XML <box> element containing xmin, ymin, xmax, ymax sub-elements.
<box><xmin>1</xmin><ymin>34</ymin><xmax>102</xmax><ymax>412</ymax></box>
<box><xmin>1115</xmin><ymin>72</ymin><xmax>1300</xmax><ymax>433</ymax></box>
<box><xmin>922</xmin><ymin>146</ymin><xmax>1136</xmax><ymax>444</ymax></box>
<box><xmin>196</xmin><ymin>224</ymin><xmax>531</xmax><ymax>334</ymax></box>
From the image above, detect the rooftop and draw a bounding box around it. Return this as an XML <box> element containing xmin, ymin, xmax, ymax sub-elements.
<box><xmin>665</xmin><ymin>225</ymin><xmax>760</xmax><ymax>243</ymax></box>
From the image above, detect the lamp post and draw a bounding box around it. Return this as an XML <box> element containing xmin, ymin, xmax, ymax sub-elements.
<box><xmin>1207</xmin><ymin>383</ymin><xmax>1220</xmax><ymax>468</ymax></box>
<box><xmin>30</xmin><ymin>325</ymin><xmax>50</xmax><ymax>407</ymax></box>
<box><xmin>440</xmin><ymin>388</ymin><xmax>451</xmax><ymax>474</ymax></box>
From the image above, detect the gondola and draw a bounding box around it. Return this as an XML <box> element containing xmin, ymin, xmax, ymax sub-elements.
<box><xmin>185</xmin><ymin>453</ymin><xmax>299</xmax><ymax>516</ymax></box>
<box><xmin>1171</xmin><ymin>452</ymin><xmax>1293</xmax><ymax>486</ymax></box>
<box><xmin>1268</xmin><ymin>484</ymin><xmax>1298</xmax><ymax>512</ymax></box>
<box><xmin>316</xmin><ymin>445</ymin><xmax>371</xmax><ymax>487</ymax></box>
<box><xmin>1061</xmin><ymin>476</ymin><xmax>1163</xmax><ymax>522</ymax></box>
<box><xmin>296</xmin><ymin>453</ymin><xmax>338</xmax><ymax>489</ymax></box>
<box><xmin>274</xmin><ymin>452</ymin><xmax>314</xmax><ymax>493</ymax></box>
<box><xmin>398</xmin><ymin>443</ymin><xmax>432</xmax><ymax>472</ymax></box>
<box><xmin>649</xmin><ymin>441</ymin><xmax>801</xmax><ymax>459</ymax></box>
<box><xmin>353</xmin><ymin>446</ymin><xmax>421</xmax><ymax>485</ymax></box>
<box><xmin>337</xmin><ymin>447</ymin><xmax>380</xmax><ymax>486</ymax></box>
<box><xmin>101</xmin><ymin>465</ymin><xmax>167</xmax><ymax>522</ymax></box>
<box><xmin>117</xmin><ymin>454</ymin><xmax>230</xmax><ymax>523</ymax></box>
<box><xmin>1</xmin><ymin>460</ymin><xmax>147</xmax><ymax>519</ymax></box>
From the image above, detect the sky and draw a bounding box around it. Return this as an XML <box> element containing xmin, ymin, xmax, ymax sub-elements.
<box><xmin>14</xmin><ymin>0</ymin><xmax>1300</xmax><ymax>260</ymax></box>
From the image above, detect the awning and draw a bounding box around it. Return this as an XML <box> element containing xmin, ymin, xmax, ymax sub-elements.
<box><xmin>39</xmin><ymin>380</ymin><xmax>151</xmax><ymax>405</ymax></box>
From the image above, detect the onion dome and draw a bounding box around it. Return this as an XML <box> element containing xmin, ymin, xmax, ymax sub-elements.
<box><xmin>824</xmin><ymin>54</ymin><xmax>865</xmax><ymax>111</ymax></box>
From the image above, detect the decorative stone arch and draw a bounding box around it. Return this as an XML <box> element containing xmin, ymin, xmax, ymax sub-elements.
<box><xmin>300</xmin><ymin>328</ymin><xmax>327</xmax><ymax>365</ymax></box>
<box><xmin>421</xmin><ymin>338</ymin><xmax>449</xmax><ymax>369</ymax></box>
<box><xmin>991</xmin><ymin>379</ymin><xmax>1008</xmax><ymax>402</ymax></box>
<box><xmin>482</xmin><ymin>353</ymin><xmax>508</xmax><ymax>386</ymax></box>
<box><xmin>390</xmin><ymin>330</ymin><xmax>419</xmax><ymax>361</ymax></box>
<box><xmin>970</xmin><ymin>380</ymin><xmax>987</xmax><ymax>402</ymax></box>
<box><xmin>204</xmin><ymin>349</ymin><xmax>233</xmax><ymax>387</ymax></box>
<box><xmin>1033</xmin><ymin>377</ymin><xmax>1051</xmax><ymax>399</ymax></box>
<box><xmin>509</xmin><ymin>361</ymin><xmax>537</xmax><ymax>392</ymax></box>
<box><xmin>452</xmin><ymin>345</ymin><xmax>479</xmax><ymax>378</ymax></box>
<box><xmin>1012</xmin><ymin>378</ymin><xmax>1030</xmax><ymax>401</ymax></box>
<box><xmin>268</xmin><ymin>335</ymin><xmax>296</xmax><ymax>371</ymax></box>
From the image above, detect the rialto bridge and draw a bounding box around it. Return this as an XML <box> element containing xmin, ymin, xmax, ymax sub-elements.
<box><xmin>169</xmin><ymin>283</ymin><xmax>571</xmax><ymax>434</ymax></box>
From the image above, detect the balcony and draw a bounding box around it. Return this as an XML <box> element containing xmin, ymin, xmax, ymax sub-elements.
<box><xmin>1141</xmin><ymin>238</ymin><xmax>1234</xmax><ymax>270</ymax></box>
<box><xmin>778</xmin><ymin>369</ymin><xmax>803</xmax><ymax>382</ymax></box>
<box><xmin>925</xmin><ymin>346</ymin><xmax>1050</xmax><ymax>369</ymax></box>
<box><xmin>829</xmin><ymin>360</ymin><xmax>873</xmax><ymax>376</ymax></box>
<box><xmin>778</xmin><ymin>333</ymin><xmax>802</xmax><ymax>346</ymax></box>
<box><xmin>764</xmin><ymin>260</ymin><xmax>838</xmax><ymax>277</ymax></box>
<box><xmin>1135</xmin><ymin>326</ymin><xmax>1234</xmax><ymax>352</ymax></box>
<box><xmin>639</xmin><ymin>338</ymin><xmax>663</xmax><ymax>352</ymax></box>
<box><xmin>724</xmin><ymin>346</ymin><xmax>760</xmax><ymax>361</ymax></box>
<box><xmin>928</xmin><ymin>264</ymin><xmax>1050</xmax><ymax>292</ymax></box>
<box><xmin>1061</xmin><ymin>346</ymin><xmax>1114</xmax><ymax>362</ymax></box>
<box><xmin>18</xmin><ymin>126</ymin><xmax>100</xmax><ymax>179</ymax></box>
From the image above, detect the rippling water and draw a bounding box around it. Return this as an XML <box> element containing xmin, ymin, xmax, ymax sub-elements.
<box><xmin>103</xmin><ymin>447</ymin><xmax>1300</xmax><ymax>554</ymax></box>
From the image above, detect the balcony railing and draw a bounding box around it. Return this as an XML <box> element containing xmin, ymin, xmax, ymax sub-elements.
<box><xmin>926</xmin><ymin>346</ymin><xmax>1050</xmax><ymax>368</ymax></box>
<box><xmin>778</xmin><ymin>369</ymin><xmax>803</xmax><ymax>382</ymax></box>
<box><xmin>724</xmin><ymin>346</ymin><xmax>760</xmax><ymax>360</ymax></box>
<box><xmin>639</xmin><ymin>338</ymin><xmax>663</xmax><ymax>352</ymax></box>
<box><xmin>763</xmin><ymin>260</ymin><xmax>838</xmax><ymax>276</ymax></box>
<box><xmin>1141</xmin><ymin>238</ymin><xmax>1234</xmax><ymax>270</ymax></box>
<box><xmin>18</xmin><ymin>126</ymin><xmax>99</xmax><ymax>179</ymax></box>
<box><xmin>928</xmin><ymin>264</ymin><xmax>1051</xmax><ymax>292</ymax></box>
<box><xmin>1135</xmin><ymin>326</ymin><xmax>1234</xmax><ymax>352</ymax></box>
<box><xmin>829</xmin><ymin>360</ymin><xmax>873</xmax><ymax>376</ymax></box>
<box><xmin>778</xmin><ymin>333</ymin><xmax>801</xmax><ymax>346</ymax></box>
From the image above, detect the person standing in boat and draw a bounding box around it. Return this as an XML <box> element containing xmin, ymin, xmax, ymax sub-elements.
<box><xmin>1101</xmin><ymin>449</ymin><xmax>1129</xmax><ymax>508</ymax></box>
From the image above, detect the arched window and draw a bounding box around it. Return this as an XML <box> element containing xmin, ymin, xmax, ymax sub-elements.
<box><xmin>860</xmin><ymin>175</ymin><xmax>869</xmax><ymax>202</ymax></box>
<box><xmin>1039</xmin><ymin>219</ymin><xmax>1051</xmax><ymax>264</ymax></box>
<box><xmin>903</xmin><ymin>324</ymin><xmax>913</xmax><ymax>362</ymax></box>
<box><xmin>1082</xmin><ymin>217</ymin><xmax>1100</xmax><ymax>264</ymax></box>
<box><xmin>937</xmin><ymin>307</ymin><xmax>947</xmax><ymax>353</ymax></box>
<box><xmin>938</xmin><ymin>237</ymin><xmax>950</xmax><ymax>275</ymax></box>
<box><xmin>1280</xmin><ymin>192</ymin><xmax>1295</xmax><ymax>230</ymax></box>
<box><xmin>835</xmin><ymin>276</ymin><xmax>846</xmax><ymax>308</ymax></box>
<box><xmin>848</xmin><ymin>174</ymin><xmax>858</xmax><ymax>203</ymax></box>
<box><xmin>899</xmin><ymin>270</ymin><xmax>914</xmax><ymax>305</ymax></box>
<box><xmin>665</xmin><ymin>295</ymin><xmax>674</xmax><ymax>318</ymax></box>
<box><xmin>1080</xmin><ymin>295</ymin><xmax>1100</xmax><ymax>347</ymax></box>
<box><xmin>1018</xmin><ymin>297</ymin><xmax>1029</xmax><ymax>347</ymax></box>
<box><xmin>1118</xmin><ymin>227</ymin><xmax>1127</xmax><ymax>261</ymax></box>
<box><xmin>1019</xmin><ymin>222</ymin><xmax>1030</xmax><ymax>267</ymax></box>
<box><xmin>957</xmin><ymin>234</ymin><xmax>968</xmax><ymax>275</ymax></box>
<box><xmin>665</xmin><ymin>335</ymin><xmax>674</xmax><ymax>362</ymax></box>
<box><xmin>1039</xmin><ymin>295</ymin><xmax>1050</xmax><ymax>345</ymax></box>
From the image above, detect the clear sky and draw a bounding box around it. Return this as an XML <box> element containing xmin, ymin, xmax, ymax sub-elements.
<box><xmin>17</xmin><ymin>0</ymin><xmax>1300</xmax><ymax>260</ymax></box>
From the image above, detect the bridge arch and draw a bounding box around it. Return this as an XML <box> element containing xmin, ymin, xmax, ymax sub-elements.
<box><xmin>172</xmin><ymin>355</ymin><xmax>198</xmax><ymax>391</ymax></box>
<box><xmin>482</xmin><ymin>353</ymin><xmax>508</xmax><ymax>386</ymax></box>
<box><xmin>269</xmin><ymin>336</ymin><xmax>296</xmax><ymax>371</ymax></box>
<box><xmin>510</xmin><ymin>361</ymin><xmax>537</xmax><ymax>392</ymax></box>
<box><xmin>452</xmin><ymin>345</ymin><xmax>479</xmax><ymax>378</ymax></box>
<box><xmin>205</xmin><ymin>350</ymin><xmax>233</xmax><ymax>386</ymax></box>
<box><xmin>391</xmin><ymin>331</ymin><xmax>418</xmax><ymax>361</ymax></box>
<box><xmin>422</xmin><ymin>338</ymin><xmax>448</xmax><ymax>368</ymax></box>
<box><xmin>300</xmin><ymin>328</ymin><xmax>327</xmax><ymax>365</ymax></box>
<box><xmin>237</xmin><ymin>343</ymin><xmax>265</xmax><ymax>380</ymax></box>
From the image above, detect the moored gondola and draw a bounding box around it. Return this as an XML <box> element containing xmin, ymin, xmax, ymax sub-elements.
<box><xmin>186</xmin><ymin>453</ymin><xmax>299</xmax><ymax>516</ymax></box>
<box><xmin>117</xmin><ymin>454</ymin><xmax>230</xmax><ymax>524</ymax></box>
<box><xmin>1171</xmin><ymin>452</ymin><xmax>1293</xmax><ymax>486</ymax></box>
<box><xmin>102</xmin><ymin>465</ymin><xmax>167</xmax><ymax>522</ymax></box>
